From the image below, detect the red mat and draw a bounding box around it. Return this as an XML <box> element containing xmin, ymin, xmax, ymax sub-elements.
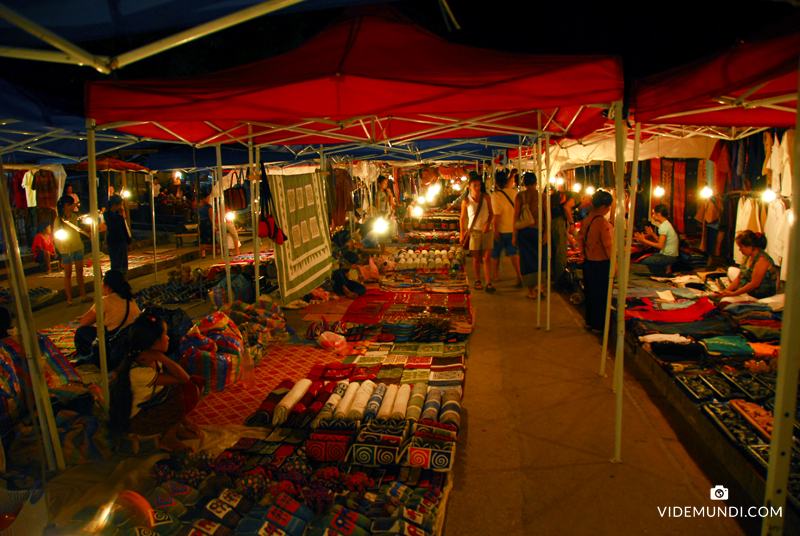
<box><xmin>191</xmin><ymin>344</ymin><xmax>337</xmax><ymax>427</ymax></box>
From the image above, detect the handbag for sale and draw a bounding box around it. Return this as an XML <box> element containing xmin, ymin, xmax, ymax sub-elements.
<box><xmin>257</xmin><ymin>163</ymin><xmax>288</xmax><ymax>245</ymax></box>
<box><xmin>224</xmin><ymin>169</ymin><xmax>248</xmax><ymax>211</ymax></box>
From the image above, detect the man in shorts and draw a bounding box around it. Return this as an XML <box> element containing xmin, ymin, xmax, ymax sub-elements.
<box><xmin>490</xmin><ymin>170</ymin><xmax>522</xmax><ymax>286</ymax></box>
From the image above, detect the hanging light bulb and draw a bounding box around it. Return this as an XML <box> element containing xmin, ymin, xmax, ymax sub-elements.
<box><xmin>374</xmin><ymin>217</ymin><xmax>389</xmax><ymax>233</ymax></box>
<box><xmin>412</xmin><ymin>206</ymin><xmax>423</xmax><ymax>217</ymax></box>
<box><xmin>55</xmin><ymin>229</ymin><xmax>67</xmax><ymax>240</ymax></box>
<box><xmin>173</xmin><ymin>171</ymin><xmax>182</xmax><ymax>180</ymax></box>
<box><xmin>700</xmin><ymin>186</ymin><xmax>713</xmax><ymax>198</ymax></box>
<box><xmin>548</xmin><ymin>177</ymin><xmax>556</xmax><ymax>184</ymax></box>
<box><xmin>573</xmin><ymin>183</ymin><xmax>582</xmax><ymax>192</ymax></box>
<box><xmin>461</xmin><ymin>176</ymin><xmax>467</xmax><ymax>181</ymax></box>
<box><xmin>418</xmin><ymin>196</ymin><xmax>426</xmax><ymax>204</ymax></box>
<box><xmin>225</xmin><ymin>211</ymin><xmax>235</xmax><ymax>221</ymax></box>
<box><xmin>654</xmin><ymin>186</ymin><xmax>665</xmax><ymax>197</ymax></box>
<box><xmin>452</xmin><ymin>183</ymin><xmax>461</xmax><ymax>191</ymax></box>
<box><xmin>121</xmin><ymin>189</ymin><xmax>130</xmax><ymax>198</ymax></box>
<box><xmin>556</xmin><ymin>178</ymin><xmax>564</xmax><ymax>186</ymax></box>
<box><xmin>83</xmin><ymin>215</ymin><xmax>93</xmax><ymax>225</ymax></box>
<box><xmin>763</xmin><ymin>189</ymin><xmax>777</xmax><ymax>203</ymax></box>
<box><xmin>586</xmin><ymin>186</ymin><xmax>596</xmax><ymax>195</ymax></box>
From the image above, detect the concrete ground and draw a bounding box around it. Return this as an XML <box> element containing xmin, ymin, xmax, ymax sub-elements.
<box><xmin>443</xmin><ymin>259</ymin><xmax>760</xmax><ymax>536</ymax></box>
<box><xmin>18</xmin><ymin>242</ymin><xmax>777</xmax><ymax>535</ymax></box>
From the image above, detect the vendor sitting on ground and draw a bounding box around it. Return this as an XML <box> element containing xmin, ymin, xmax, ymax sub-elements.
<box><xmin>718</xmin><ymin>230</ymin><xmax>779</xmax><ymax>299</ymax></box>
<box><xmin>331</xmin><ymin>268</ymin><xmax>367</xmax><ymax>299</ymax></box>
<box><xmin>75</xmin><ymin>270</ymin><xmax>141</xmax><ymax>364</ymax></box>
<box><xmin>32</xmin><ymin>222</ymin><xmax>56</xmax><ymax>274</ymax></box>
<box><xmin>633</xmin><ymin>204</ymin><xmax>679</xmax><ymax>275</ymax></box>
<box><xmin>109</xmin><ymin>313</ymin><xmax>205</xmax><ymax>452</ymax></box>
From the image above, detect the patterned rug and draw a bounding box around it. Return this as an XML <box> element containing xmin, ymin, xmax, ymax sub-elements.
<box><xmin>301</xmin><ymin>298</ymin><xmax>352</xmax><ymax>321</ymax></box>
<box><xmin>38</xmin><ymin>320</ymin><xmax>81</xmax><ymax>358</ymax></box>
<box><xmin>41</xmin><ymin>254</ymin><xmax>179</xmax><ymax>278</ymax></box>
<box><xmin>191</xmin><ymin>343</ymin><xmax>338</xmax><ymax>427</ymax></box>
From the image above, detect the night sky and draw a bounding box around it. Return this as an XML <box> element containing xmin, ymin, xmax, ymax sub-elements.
<box><xmin>0</xmin><ymin>0</ymin><xmax>797</xmax><ymax>117</ymax></box>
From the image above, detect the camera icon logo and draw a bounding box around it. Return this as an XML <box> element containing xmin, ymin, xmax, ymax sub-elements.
<box><xmin>711</xmin><ymin>485</ymin><xmax>728</xmax><ymax>500</ymax></box>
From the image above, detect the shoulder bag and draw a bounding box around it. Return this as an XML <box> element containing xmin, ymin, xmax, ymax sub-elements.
<box><xmin>461</xmin><ymin>193</ymin><xmax>484</xmax><ymax>248</ymax></box>
<box><xmin>514</xmin><ymin>192</ymin><xmax>537</xmax><ymax>230</ymax></box>
<box><xmin>223</xmin><ymin>169</ymin><xmax>248</xmax><ymax>211</ymax></box>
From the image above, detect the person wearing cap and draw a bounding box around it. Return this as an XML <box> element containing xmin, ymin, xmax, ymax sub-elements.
<box><xmin>105</xmin><ymin>194</ymin><xmax>132</xmax><ymax>276</ymax></box>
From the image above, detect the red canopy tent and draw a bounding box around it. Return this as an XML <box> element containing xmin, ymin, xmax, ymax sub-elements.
<box><xmin>633</xmin><ymin>31</ymin><xmax>799</xmax><ymax>128</ymax></box>
<box><xmin>66</xmin><ymin>156</ymin><xmax>150</xmax><ymax>172</ymax></box>
<box><xmin>86</xmin><ymin>5</ymin><xmax>623</xmax><ymax>147</ymax></box>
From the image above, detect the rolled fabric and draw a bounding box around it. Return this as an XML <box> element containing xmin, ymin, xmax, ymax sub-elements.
<box><xmin>405</xmin><ymin>383</ymin><xmax>427</xmax><ymax>423</ymax></box>
<box><xmin>420</xmin><ymin>388</ymin><xmax>442</xmax><ymax>422</ymax></box>
<box><xmin>377</xmin><ymin>384</ymin><xmax>398</xmax><ymax>420</ymax></box>
<box><xmin>273</xmin><ymin>379</ymin><xmax>313</xmax><ymax>426</ymax></box>
<box><xmin>347</xmin><ymin>380</ymin><xmax>376</xmax><ymax>421</ymax></box>
<box><xmin>364</xmin><ymin>384</ymin><xmax>387</xmax><ymax>422</ymax></box>
<box><xmin>311</xmin><ymin>380</ymin><xmax>349</xmax><ymax>428</ymax></box>
<box><xmin>300</xmin><ymin>381</ymin><xmax>337</xmax><ymax>428</ymax></box>
<box><xmin>439</xmin><ymin>388</ymin><xmax>461</xmax><ymax>429</ymax></box>
<box><xmin>390</xmin><ymin>384</ymin><xmax>411</xmax><ymax>420</ymax></box>
<box><xmin>244</xmin><ymin>379</ymin><xmax>294</xmax><ymax>426</ymax></box>
<box><xmin>334</xmin><ymin>381</ymin><xmax>361</xmax><ymax>420</ymax></box>
<box><xmin>286</xmin><ymin>381</ymin><xmax>323</xmax><ymax>427</ymax></box>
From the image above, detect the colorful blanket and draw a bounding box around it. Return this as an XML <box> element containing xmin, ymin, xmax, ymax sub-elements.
<box><xmin>42</xmin><ymin>254</ymin><xmax>178</xmax><ymax>278</ymax></box>
<box><xmin>38</xmin><ymin>321</ymin><xmax>82</xmax><ymax>359</ymax></box>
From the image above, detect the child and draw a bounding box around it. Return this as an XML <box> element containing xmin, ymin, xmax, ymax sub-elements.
<box><xmin>56</xmin><ymin>194</ymin><xmax>91</xmax><ymax>306</ymax></box>
<box><xmin>105</xmin><ymin>194</ymin><xmax>131</xmax><ymax>276</ymax></box>
<box><xmin>109</xmin><ymin>314</ymin><xmax>205</xmax><ymax>452</ymax></box>
<box><xmin>32</xmin><ymin>222</ymin><xmax>56</xmax><ymax>274</ymax></box>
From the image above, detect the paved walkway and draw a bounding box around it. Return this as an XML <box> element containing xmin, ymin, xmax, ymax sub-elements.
<box><xmin>443</xmin><ymin>260</ymin><xmax>760</xmax><ymax>536</ymax></box>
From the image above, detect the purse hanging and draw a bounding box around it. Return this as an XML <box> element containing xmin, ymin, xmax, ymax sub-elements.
<box><xmin>224</xmin><ymin>169</ymin><xmax>248</xmax><ymax>211</ymax></box>
<box><xmin>258</xmin><ymin>163</ymin><xmax>288</xmax><ymax>245</ymax></box>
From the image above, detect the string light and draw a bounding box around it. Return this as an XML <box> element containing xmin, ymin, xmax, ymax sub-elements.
<box><xmin>573</xmin><ymin>183</ymin><xmax>582</xmax><ymax>192</ymax></box>
<box><xmin>83</xmin><ymin>216</ymin><xmax>93</xmax><ymax>224</ymax></box>
<box><xmin>374</xmin><ymin>217</ymin><xmax>389</xmax><ymax>233</ymax></box>
<box><xmin>700</xmin><ymin>186</ymin><xmax>712</xmax><ymax>198</ymax></box>
<box><xmin>654</xmin><ymin>186</ymin><xmax>665</xmax><ymax>197</ymax></box>
<box><xmin>418</xmin><ymin>196</ymin><xmax>426</xmax><ymax>204</ymax></box>
<box><xmin>763</xmin><ymin>189</ymin><xmax>776</xmax><ymax>203</ymax></box>
<box><xmin>55</xmin><ymin>229</ymin><xmax>67</xmax><ymax>240</ymax></box>
<box><xmin>556</xmin><ymin>178</ymin><xmax>564</xmax><ymax>186</ymax></box>
<box><xmin>225</xmin><ymin>211</ymin><xmax>235</xmax><ymax>221</ymax></box>
<box><xmin>121</xmin><ymin>189</ymin><xmax>130</xmax><ymax>198</ymax></box>
<box><xmin>586</xmin><ymin>186</ymin><xmax>596</xmax><ymax>195</ymax></box>
<box><xmin>452</xmin><ymin>184</ymin><xmax>461</xmax><ymax>191</ymax></box>
<box><xmin>412</xmin><ymin>206</ymin><xmax>423</xmax><ymax>217</ymax></box>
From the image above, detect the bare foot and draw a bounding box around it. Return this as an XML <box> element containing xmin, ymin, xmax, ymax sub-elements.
<box><xmin>343</xmin><ymin>287</ymin><xmax>358</xmax><ymax>299</ymax></box>
<box><xmin>178</xmin><ymin>419</ymin><xmax>203</xmax><ymax>440</ymax></box>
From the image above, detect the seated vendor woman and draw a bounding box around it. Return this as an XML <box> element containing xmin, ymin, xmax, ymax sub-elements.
<box><xmin>718</xmin><ymin>230</ymin><xmax>779</xmax><ymax>300</ymax></box>
<box><xmin>109</xmin><ymin>313</ymin><xmax>206</xmax><ymax>452</ymax></box>
<box><xmin>633</xmin><ymin>204</ymin><xmax>679</xmax><ymax>276</ymax></box>
<box><xmin>74</xmin><ymin>270</ymin><xmax>141</xmax><ymax>363</ymax></box>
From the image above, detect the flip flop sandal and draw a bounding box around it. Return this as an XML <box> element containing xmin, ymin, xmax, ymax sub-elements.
<box><xmin>485</xmin><ymin>284</ymin><xmax>497</xmax><ymax>293</ymax></box>
<box><xmin>473</xmin><ymin>280</ymin><xmax>483</xmax><ymax>290</ymax></box>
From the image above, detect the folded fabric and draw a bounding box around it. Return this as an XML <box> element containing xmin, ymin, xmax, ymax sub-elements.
<box><xmin>351</xmin><ymin>365</ymin><xmax>381</xmax><ymax>382</ymax></box>
<box><xmin>631</xmin><ymin>316</ymin><xmax>735</xmax><ymax>338</ymax></box>
<box><xmin>392</xmin><ymin>506</ymin><xmax>434</xmax><ymax>534</ymax></box>
<box><xmin>420</xmin><ymin>388</ymin><xmax>442</xmax><ymax>422</ymax></box>
<box><xmin>312</xmin><ymin>380</ymin><xmax>349</xmax><ymax>427</ymax></box>
<box><xmin>348</xmin><ymin>380</ymin><xmax>376</xmax><ymax>421</ymax></box>
<box><xmin>700</xmin><ymin>335</ymin><xmax>755</xmax><ymax>356</ymax></box>
<box><xmin>148</xmin><ymin>489</ymin><xmax>187</xmax><ymax>518</ymax></box>
<box><xmin>748</xmin><ymin>342</ymin><xmax>780</xmax><ymax>358</ymax></box>
<box><xmin>648</xmin><ymin>342</ymin><xmax>705</xmax><ymax>362</ymax></box>
<box><xmin>334</xmin><ymin>381</ymin><xmax>361</xmax><ymax>420</ymax></box>
<box><xmin>400</xmin><ymin>368</ymin><xmax>431</xmax><ymax>385</ymax></box>
<box><xmin>758</xmin><ymin>293</ymin><xmax>785</xmax><ymax>311</ymax></box>
<box><xmin>390</xmin><ymin>384</ymin><xmax>411</xmax><ymax>420</ymax></box>
<box><xmin>625</xmin><ymin>297</ymin><xmax>717</xmax><ymax>322</ymax></box>
<box><xmin>371</xmin><ymin>518</ymin><xmax>431</xmax><ymax>536</ymax></box>
<box><xmin>638</xmin><ymin>333</ymin><xmax>693</xmax><ymax>344</ymax></box>
<box><xmin>321</xmin><ymin>363</ymin><xmax>355</xmax><ymax>381</ymax></box>
<box><xmin>377</xmin><ymin>384</ymin><xmax>398</xmax><ymax>420</ymax></box>
<box><xmin>364</xmin><ymin>383</ymin><xmax>387</xmax><ymax>422</ymax></box>
<box><xmin>724</xmin><ymin>302</ymin><xmax>773</xmax><ymax>315</ymax></box>
<box><xmin>405</xmin><ymin>383</ymin><xmax>428</xmax><ymax>422</ymax></box>
<box><xmin>300</xmin><ymin>381</ymin><xmax>337</xmax><ymax>428</ymax></box>
<box><xmin>375</xmin><ymin>364</ymin><xmax>405</xmax><ymax>384</ymax></box>
<box><xmin>273</xmin><ymin>379</ymin><xmax>313</xmax><ymax>426</ymax></box>
<box><xmin>740</xmin><ymin>325</ymin><xmax>782</xmax><ymax>343</ymax></box>
<box><xmin>330</xmin><ymin>505</ymin><xmax>373</xmax><ymax>531</ymax></box>
<box><xmin>311</xmin><ymin>514</ymin><xmax>370</xmax><ymax>536</ymax></box>
<box><xmin>438</xmin><ymin>389</ymin><xmax>461</xmax><ymax>429</ymax></box>
<box><xmin>244</xmin><ymin>380</ymin><xmax>294</xmax><ymax>426</ymax></box>
<box><xmin>273</xmin><ymin>492</ymin><xmax>314</xmax><ymax>523</ymax></box>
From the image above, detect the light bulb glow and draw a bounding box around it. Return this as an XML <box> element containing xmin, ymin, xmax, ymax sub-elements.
<box><xmin>654</xmin><ymin>186</ymin><xmax>665</xmax><ymax>197</ymax></box>
<box><xmin>429</xmin><ymin>184</ymin><xmax>441</xmax><ymax>195</ymax></box>
<box><xmin>412</xmin><ymin>206</ymin><xmax>423</xmax><ymax>217</ymax></box>
<box><xmin>418</xmin><ymin>196</ymin><xmax>426</xmax><ymax>204</ymax></box>
<box><xmin>452</xmin><ymin>183</ymin><xmax>461</xmax><ymax>191</ymax></box>
<box><xmin>83</xmin><ymin>216</ymin><xmax>93</xmax><ymax>224</ymax></box>
<box><xmin>225</xmin><ymin>211</ymin><xmax>235</xmax><ymax>221</ymax></box>
<box><xmin>763</xmin><ymin>189</ymin><xmax>777</xmax><ymax>203</ymax></box>
<box><xmin>461</xmin><ymin>176</ymin><xmax>467</xmax><ymax>181</ymax></box>
<box><xmin>556</xmin><ymin>178</ymin><xmax>564</xmax><ymax>186</ymax></box>
<box><xmin>586</xmin><ymin>186</ymin><xmax>596</xmax><ymax>195</ymax></box>
<box><xmin>55</xmin><ymin>229</ymin><xmax>67</xmax><ymax>240</ymax></box>
<box><xmin>425</xmin><ymin>191</ymin><xmax>436</xmax><ymax>202</ymax></box>
<box><xmin>121</xmin><ymin>189</ymin><xmax>130</xmax><ymax>198</ymax></box>
<box><xmin>173</xmin><ymin>171</ymin><xmax>182</xmax><ymax>179</ymax></box>
<box><xmin>573</xmin><ymin>183</ymin><xmax>582</xmax><ymax>192</ymax></box>
<box><xmin>374</xmin><ymin>217</ymin><xmax>389</xmax><ymax>233</ymax></box>
<box><xmin>548</xmin><ymin>177</ymin><xmax>556</xmax><ymax>184</ymax></box>
<box><xmin>701</xmin><ymin>186</ymin><xmax>713</xmax><ymax>198</ymax></box>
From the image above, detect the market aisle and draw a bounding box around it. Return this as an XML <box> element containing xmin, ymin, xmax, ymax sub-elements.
<box><xmin>443</xmin><ymin>261</ymin><xmax>752</xmax><ymax>536</ymax></box>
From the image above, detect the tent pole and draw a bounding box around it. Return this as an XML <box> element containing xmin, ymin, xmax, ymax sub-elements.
<box><xmin>614</xmin><ymin>124</ymin><xmax>640</xmax><ymax>394</ymax></box>
<box><xmin>545</xmin><ymin>134</ymin><xmax>552</xmax><ymax>331</ymax></box>
<box><xmin>761</xmin><ymin>58</ymin><xmax>800</xmax><ymax>536</ymax></box>
<box><xmin>150</xmin><ymin>173</ymin><xmax>157</xmax><ymax>282</ymax></box>
<box><xmin>86</xmin><ymin>120</ymin><xmax>109</xmax><ymax>414</ymax></box>
<box><xmin>211</xmin><ymin>176</ymin><xmax>216</xmax><ymax>260</ymax></box>
<box><xmin>248</xmin><ymin>127</ymin><xmax>259</xmax><ymax>304</ymax></box>
<box><xmin>253</xmin><ymin>143</ymin><xmax>262</xmax><ymax>305</ymax></box>
<box><xmin>0</xmin><ymin>162</ymin><xmax>63</xmax><ymax>471</ymax></box>
<box><xmin>536</xmin><ymin>112</ymin><xmax>543</xmax><ymax>328</ymax></box>
<box><xmin>350</xmin><ymin>158</ymin><xmax>356</xmax><ymax>237</ymax></box>
<box><xmin>612</xmin><ymin>100</ymin><xmax>629</xmax><ymax>462</ymax></box>
<box><xmin>216</xmin><ymin>145</ymin><xmax>233</xmax><ymax>301</ymax></box>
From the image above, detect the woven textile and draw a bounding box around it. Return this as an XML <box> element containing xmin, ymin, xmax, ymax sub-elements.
<box><xmin>405</xmin><ymin>383</ymin><xmax>427</xmax><ymax>422</ymax></box>
<box><xmin>269</xmin><ymin>172</ymin><xmax>333</xmax><ymax>305</ymax></box>
<box><xmin>377</xmin><ymin>384</ymin><xmax>398</xmax><ymax>420</ymax></box>
<box><xmin>390</xmin><ymin>384</ymin><xmax>411</xmax><ymax>420</ymax></box>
